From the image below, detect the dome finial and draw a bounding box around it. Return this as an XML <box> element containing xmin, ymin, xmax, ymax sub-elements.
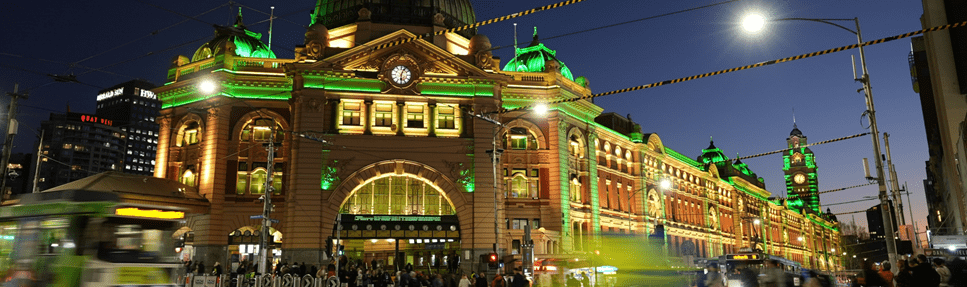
<box><xmin>528</xmin><ymin>26</ymin><xmax>541</xmax><ymax>47</ymax></box>
<box><xmin>234</xmin><ymin>7</ymin><xmax>245</xmax><ymax>28</ymax></box>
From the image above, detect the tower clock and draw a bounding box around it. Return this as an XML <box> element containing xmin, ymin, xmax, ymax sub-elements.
<box><xmin>783</xmin><ymin>124</ymin><xmax>820</xmax><ymax>214</ymax></box>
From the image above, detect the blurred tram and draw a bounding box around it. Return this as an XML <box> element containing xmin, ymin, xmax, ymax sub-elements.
<box><xmin>592</xmin><ymin>235</ymin><xmax>702</xmax><ymax>287</ymax></box>
<box><xmin>0</xmin><ymin>190</ymin><xmax>184</xmax><ymax>287</ymax></box>
<box><xmin>716</xmin><ymin>252</ymin><xmax>803</xmax><ymax>287</ymax></box>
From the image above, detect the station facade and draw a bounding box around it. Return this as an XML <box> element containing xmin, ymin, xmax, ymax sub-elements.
<box><xmin>152</xmin><ymin>0</ymin><xmax>841</xmax><ymax>273</ymax></box>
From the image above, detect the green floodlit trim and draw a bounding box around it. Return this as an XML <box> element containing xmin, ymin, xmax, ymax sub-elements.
<box><xmin>161</xmin><ymin>91</ymin><xmax>290</xmax><ymax>109</ymax></box>
<box><xmin>500</xmin><ymin>104</ymin><xmax>632</xmax><ymax>143</ymax></box>
<box><xmin>232</xmin><ymin>30</ymin><xmax>277</xmax><ymax>59</ymax></box>
<box><xmin>588</xmin><ymin>135</ymin><xmax>600</xmax><ymax>237</ymax></box>
<box><xmin>419</xmin><ymin>82</ymin><xmax>494</xmax><ymax>97</ymax></box>
<box><xmin>664</xmin><ymin>147</ymin><xmax>701</xmax><ymax>167</ymax></box>
<box><xmin>807</xmin><ymin>214</ymin><xmax>839</xmax><ymax>232</ymax></box>
<box><xmin>304</xmin><ymin>76</ymin><xmax>383</xmax><ymax>93</ymax></box>
<box><xmin>732</xmin><ymin>182</ymin><xmax>775</xmax><ymax>204</ymax></box>
<box><xmin>558</xmin><ymin>122</ymin><xmax>571</xmax><ymax>249</ymax></box>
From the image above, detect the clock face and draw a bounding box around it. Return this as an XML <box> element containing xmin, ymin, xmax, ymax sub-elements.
<box><xmin>391</xmin><ymin>65</ymin><xmax>412</xmax><ymax>85</ymax></box>
<box><xmin>793</xmin><ymin>173</ymin><xmax>806</xmax><ymax>184</ymax></box>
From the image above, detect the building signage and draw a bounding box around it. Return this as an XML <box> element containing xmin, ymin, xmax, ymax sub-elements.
<box><xmin>76</xmin><ymin>114</ymin><xmax>113</xmax><ymax>126</ymax></box>
<box><xmin>353</xmin><ymin>215</ymin><xmax>443</xmax><ymax>222</ymax></box>
<box><xmin>140</xmin><ymin>89</ymin><xmax>157</xmax><ymax>100</ymax></box>
<box><xmin>726</xmin><ymin>254</ymin><xmax>760</xmax><ymax>260</ymax></box>
<box><xmin>925</xmin><ymin>248</ymin><xmax>967</xmax><ymax>256</ymax></box>
<box><xmin>96</xmin><ymin>87</ymin><xmax>124</xmax><ymax>101</ymax></box>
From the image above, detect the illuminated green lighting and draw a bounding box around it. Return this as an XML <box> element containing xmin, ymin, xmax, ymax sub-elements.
<box><xmin>304</xmin><ymin>76</ymin><xmax>384</xmax><ymax>92</ymax></box>
<box><xmin>419</xmin><ymin>82</ymin><xmax>494</xmax><ymax>97</ymax></box>
<box><xmin>320</xmin><ymin>150</ymin><xmax>339</xmax><ymax>190</ymax></box>
<box><xmin>588</xmin><ymin>135</ymin><xmax>600</xmax><ymax>237</ymax></box>
<box><xmin>664</xmin><ymin>147</ymin><xmax>701</xmax><ymax>167</ymax></box>
<box><xmin>503</xmin><ymin>43</ymin><xmax>575</xmax><ymax>80</ymax></box>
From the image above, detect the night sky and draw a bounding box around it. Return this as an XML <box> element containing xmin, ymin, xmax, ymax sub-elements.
<box><xmin>0</xmin><ymin>0</ymin><xmax>928</xmax><ymax>233</ymax></box>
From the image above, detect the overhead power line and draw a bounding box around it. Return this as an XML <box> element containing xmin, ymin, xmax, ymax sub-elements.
<box><xmin>503</xmin><ymin>20</ymin><xmax>967</xmax><ymax>112</ymax></box>
<box><xmin>708</xmin><ymin>132</ymin><xmax>869</xmax><ymax>164</ymax></box>
<box><xmin>370</xmin><ymin>0</ymin><xmax>589</xmax><ymax>51</ymax></box>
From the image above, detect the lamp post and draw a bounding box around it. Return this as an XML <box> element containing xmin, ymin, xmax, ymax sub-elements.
<box><xmin>471</xmin><ymin>103</ymin><xmax>546</xmax><ymax>276</ymax></box>
<box><xmin>741</xmin><ymin>15</ymin><xmax>897</xmax><ymax>265</ymax></box>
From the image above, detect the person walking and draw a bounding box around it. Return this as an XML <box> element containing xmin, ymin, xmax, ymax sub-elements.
<box><xmin>803</xmin><ymin>270</ymin><xmax>822</xmax><ymax>287</ymax></box>
<box><xmin>475</xmin><ymin>271</ymin><xmax>488</xmax><ymax>287</ymax></box>
<box><xmin>861</xmin><ymin>259</ymin><xmax>886</xmax><ymax>287</ymax></box>
<box><xmin>895</xmin><ymin>260</ymin><xmax>913</xmax><ymax>287</ymax></box>
<box><xmin>513</xmin><ymin>270</ymin><xmax>528</xmax><ymax>287</ymax></box>
<box><xmin>578</xmin><ymin>272</ymin><xmax>589</xmax><ymax>287</ymax></box>
<box><xmin>936</xmin><ymin>258</ymin><xmax>952</xmax><ymax>287</ymax></box>
<box><xmin>212</xmin><ymin>262</ymin><xmax>223</xmax><ymax>276</ymax></box>
<box><xmin>492</xmin><ymin>273</ymin><xmax>505</xmax><ymax>287</ymax></box>
<box><xmin>459</xmin><ymin>275</ymin><xmax>472</xmax><ymax>287</ymax></box>
<box><xmin>879</xmin><ymin>261</ymin><xmax>895</xmax><ymax>287</ymax></box>
<box><xmin>703</xmin><ymin>264</ymin><xmax>725</xmax><ymax>287</ymax></box>
<box><xmin>759</xmin><ymin>260</ymin><xmax>785</xmax><ymax>287</ymax></box>
<box><xmin>913</xmin><ymin>255</ymin><xmax>941</xmax><ymax>287</ymax></box>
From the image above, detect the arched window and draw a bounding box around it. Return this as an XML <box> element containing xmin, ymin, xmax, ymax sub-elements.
<box><xmin>250</xmin><ymin>168</ymin><xmax>267</xmax><ymax>194</ymax></box>
<box><xmin>340</xmin><ymin>175</ymin><xmax>455</xmax><ymax>216</ymax></box>
<box><xmin>178</xmin><ymin>121</ymin><xmax>201</xmax><ymax>146</ymax></box>
<box><xmin>240</xmin><ymin>118</ymin><xmax>284</xmax><ymax>142</ymax></box>
<box><xmin>505</xmin><ymin>127</ymin><xmax>538</xmax><ymax>150</ymax></box>
<box><xmin>504</xmin><ymin>171</ymin><xmax>538</xmax><ymax>199</ymax></box>
<box><xmin>568</xmin><ymin>135</ymin><xmax>584</xmax><ymax>158</ymax></box>
<box><xmin>181</xmin><ymin>167</ymin><xmax>197</xmax><ymax>187</ymax></box>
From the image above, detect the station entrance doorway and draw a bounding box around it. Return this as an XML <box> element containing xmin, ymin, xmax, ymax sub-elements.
<box><xmin>333</xmin><ymin>172</ymin><xmax>464</xmax><ymax>274</ymax></box>
<box><xmin>334</xmin><ymin>214</ymin><xmax>462</xmax><ymax>273</ymax></box>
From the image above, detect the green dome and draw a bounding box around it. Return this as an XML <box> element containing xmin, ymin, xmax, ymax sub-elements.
<box><xmin>698</xmin><ymin>138</ymin><xmax>728</xmax><ymax>165</ymax></box>
<box><xmin>192</xmin><ymin>10</ymin><xmax>276</xmax><ymax>62</ymax></box>
<box><xmin>503</xmin><ymin>28</ymin><xmax>574</xmax><ymax>81</ymax></box>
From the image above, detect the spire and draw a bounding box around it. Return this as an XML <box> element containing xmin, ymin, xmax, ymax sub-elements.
<box><xmin>793</xmin><ymin>108</ymin><xmax>797</xmax><ymax>129</ymax></box>
<box><xmin>234</xmin><ymin>7</ymin><xmax>245</xmax><ymax>28</ymax></box>
<box><xmin>528</xmin><ymin>26</ymin><xmax>540</xmax><ymax>47</ymax></box>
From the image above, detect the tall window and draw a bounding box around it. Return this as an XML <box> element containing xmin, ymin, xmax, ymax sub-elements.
<box><xmin>374</xmin><ymin>104</ymin><xmax>394</xmax><ymax>127</ymax></box>
<box><xmin>236</xmin><ymin>163</ymin><xmax>283</xmax><ymax>195</ymax></box>
<box><xmin>504</xmin><ymin>170</ymin><xmax>539</xmax><ymax>199</ymax></box>
<box><xmin>181</xmin><ymin>167</ymin><xmax>197</xmax><ymax>187</ymax></box>
<box><xmin>569</xmin><ymin>175</ymin><xmax>581</xmax><ymax>202</ymax></box>
<box><xmin>182</xmin><ymin>122</ymin><xmax>200</xmax><ymax>146</ymax></box>
<box><xmin>507</xmin><ymin>127</ymin><xmax>534</xmax><ymax>150</ymax></box>
<box><xmin>406</xmin><ymin>104</ymin><xmax>425</xmax><ymax>128</ymax></box>
<box><xmin>437</xmin><ymin>106</ymin><xmax>456</xmax><ymax>129</ymax></box>
<box><xmin>240</xmin><ymin>118</ymin><xmax>283</xmax><ymax>142</ymax></box>
<box><xmin>342</xmin><ymin>102</ymin><xmax>362</xmax><ymax>125</ymax></box>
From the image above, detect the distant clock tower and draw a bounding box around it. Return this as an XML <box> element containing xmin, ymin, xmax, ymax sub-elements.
<box><xmin>783</xmin><ymin>124</ymin><xmax>820</xmax><ymax>214</ymax></box>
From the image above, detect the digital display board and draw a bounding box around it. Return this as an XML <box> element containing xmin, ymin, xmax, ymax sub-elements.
<box><xmin>726</xmin><ymin>254</ymin><xmax>760</xmax><ymax>260</ymax></box>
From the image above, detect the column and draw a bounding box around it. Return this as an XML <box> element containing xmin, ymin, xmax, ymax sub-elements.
<box><xmin>327</xmin><ymin>99</ymin><xmax>340</xmax><ymax>134</ymax></box>
<box><xmin>427</xmin><ymin>103</ymin><xmax>437</xmax><ymax>137</ymax></box>
<box><xmin>397</xmin><ymin>102</ymin><xmax>406</xmax><ymax>136</ymax></box>
<box><xmin>363</xmin><ymin>100</ymin><xmax>373</xmax><ymax>135</ymax></box>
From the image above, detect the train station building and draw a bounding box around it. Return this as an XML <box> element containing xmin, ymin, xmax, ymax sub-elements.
<box><xmin>151</xmin><ymin>0</ymin><xmax>842</xmax><ymax>274</ymax></box>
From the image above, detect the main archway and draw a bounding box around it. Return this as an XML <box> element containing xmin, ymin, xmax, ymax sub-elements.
<box><xmin>324</xmin><ymin>160</ymin><xmax>470</xmax><ymax>273</ymax></box>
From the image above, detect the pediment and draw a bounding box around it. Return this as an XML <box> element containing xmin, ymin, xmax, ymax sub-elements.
<box><xmin>321</xmin><ymin>30</ymin><xmax>490</xmax><ymax>78</ymax></box>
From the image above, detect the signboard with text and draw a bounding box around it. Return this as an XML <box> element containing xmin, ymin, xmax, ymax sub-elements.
<box><xmin>334</xmin><ymin>214</ymin><xmax>460</xmax><ymax>239</ymax></box>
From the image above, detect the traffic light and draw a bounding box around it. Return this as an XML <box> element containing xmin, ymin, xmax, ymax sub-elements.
<box><xmin>325</xmin><ymin>236</ymin><xmax>333</xmax><ymax>257</ymax></box>
<box><xmin>487</xmin><ymin>253</ymin><xmax>498</xmax><ymax>268</ymax></box>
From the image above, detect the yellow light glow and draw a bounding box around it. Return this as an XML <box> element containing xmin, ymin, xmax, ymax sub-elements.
<box><xmin>328</xmin><ymin>25</ymin><xmax>358</xmax><ymax>48</ymax></box>
<box><xmin>510</xmin><ymin>135</ymin><xmax>528</xmax><ymax>139</ymax></box>
<box><xmin>742</xmin><ymin>14</ymin><xmax>766</xmax><ymax>33</ymax></box>
<box><xmin>115</xmin><ymin>207</ymin><xmax>185</xmax><ymax>219</ymax></box>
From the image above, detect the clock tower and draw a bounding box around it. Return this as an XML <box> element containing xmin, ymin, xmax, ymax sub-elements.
<box><xmin>783</xmin><ymin>124</ymin><xmax>820</xmax><ymax>214</ymax></box>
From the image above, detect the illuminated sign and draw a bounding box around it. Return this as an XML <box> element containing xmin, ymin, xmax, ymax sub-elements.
<box><xmin>115</xmin><ymin>207</ymin><xmax>185</xmax><ymax>219</ymax></box>
<box><xmin>727</xmin><ymin>254</ymin><xmax>760</xmax><ymax>260</ymax></box>
<box><xmin>140</xmin><ymin>89</ymin><xmax>157</xmax><ymax>100</ymax></box>
<box><xmin>353</xmin><ymin>215</ymin><xmax>443</xmax><ymax>222</ymax></box>
<box><xmin>97</xmin><ymin>87</ymin><xmax>124</xmax><ymax>101</ymax></box>
<box><xmin>78</xmin><ymin>114</ymin><xmax>113</xmax><ymax>126</ymax></box>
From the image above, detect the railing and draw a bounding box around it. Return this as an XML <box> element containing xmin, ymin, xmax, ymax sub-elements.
<box><xmin>179</xmin><ymin>273</ymin><xmax>350</xmax><ymax>287</ymax></box>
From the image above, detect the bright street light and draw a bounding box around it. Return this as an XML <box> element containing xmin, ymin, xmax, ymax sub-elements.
<box><xmin>659</xmin><ymin>178</ymin><xmax>672</xmax><ymax>190</ymax></box>
<box><xmin>741</xmin><ymin>14</ymin><xmax>766</xmax><ymax>33</ymax></box>
<box><xmin>533</xmin><ymin>103</ymin><xmax>548</xmax><ymax>115</ymax></box>
<box><xmin>753</xmin><ymin>219</ymin><xmax>761</xmax><ymax>225</ymax></box>
<box><xmin>199</xmin><ymin>80</ymin><xmax>217</xmax><ymax>94</ymax></box>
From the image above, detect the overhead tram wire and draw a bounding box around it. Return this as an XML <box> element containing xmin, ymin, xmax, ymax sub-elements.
<box><xmin>235</xmin><ymin>3</ymin><xmax>310</xmax><ymax>29</ymax></box>
<box><xmin>705</xmin><ymin>132</ymin><xmax>870</xmax><ymax>164</ymax></box>
<box><xmin>72</xmin><ymin>2</ymin><xmax>232</xmax><ymax>66</ymax></box>
<box><xmin>369</xmin><ymin>0</ymin><xmax>590</xmax><ymax>52</ymax></box>
<box><xmin>503</xmin><ymin>20</ymin><xmax>967</xmax><ymax>112</ymax></box>
<box><xmin>148</xmin><ymin>0</ymin><xmax>741</xmax><ymax>129</ymax></box>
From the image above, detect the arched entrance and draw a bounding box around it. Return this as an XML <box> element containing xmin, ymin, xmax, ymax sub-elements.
<box><xmin>327</xmin><ymin>160</ymin><xmax>468</xmax><ymax>273</ymax></box>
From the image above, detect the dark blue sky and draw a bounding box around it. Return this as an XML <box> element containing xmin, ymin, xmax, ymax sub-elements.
<box><xmin>0</xmin><ymin>0</ymin><xmax>928</xmax><ymax>232</ymax></box>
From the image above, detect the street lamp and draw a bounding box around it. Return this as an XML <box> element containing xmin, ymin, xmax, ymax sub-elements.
<box><xmin>473</xmin><ymin>104</ymin><xmax>547</xmax><ymax>275</ymax></box>
<box><xmin>740</xmin><ymin>14</ymin><xmax>897</xmax><ymax>265</ymax></box>
<box><xmin>198</xmin><ymin>79</ymin><xmax>217</xmax><ymax>94</ymax></box>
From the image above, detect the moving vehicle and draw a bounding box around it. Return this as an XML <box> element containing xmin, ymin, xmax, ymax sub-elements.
<box><xmin>718</xmin><ymin>252</ymin><xmax>803</xmax><ymax>287</ymax></box>
<box><xmin>0</xmin><ymin>190</ymin><xmax>185</xmax><ymax>286</ymax></box>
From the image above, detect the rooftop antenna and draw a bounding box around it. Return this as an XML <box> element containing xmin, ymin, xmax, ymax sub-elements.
<box><xmin>268</xmin><ymin>6</ymin><xmax>276</xmax><ymax>51</ymax></box>
<box><xmin>793</xmin><ymin>108</ymin><xmax>797</xmax><ymax>128</ymax></box>
<box><xmin>513</xmin><ymin>23</ymin><xmax>519</xmax><ymax>58</ymax></box>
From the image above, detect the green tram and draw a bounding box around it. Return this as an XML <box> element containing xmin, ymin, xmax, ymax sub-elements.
<box><xmin>0</xmin><ymin>190</ymin><xmax>185</xmax><ymax>287</ymax></box>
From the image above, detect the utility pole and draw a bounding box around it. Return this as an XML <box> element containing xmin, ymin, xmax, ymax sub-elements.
<box><xmin>883</xmin><ymin>133</ymin><xmax>906</xmax><ymax>226</ymax></box>
<box><xmin>1</xmin><ymin>84</ymin><xmax>27</xmax><ymax>196</ymax></box>
<box><xmin>31</xmin><ymin>130</ymin><xmax>43</xmax><ymax>193</ymax></box>
<box><xmin>258</xmin><ymin>127</ymin><xmax>276</xmax><ymax>275</ymax></box>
